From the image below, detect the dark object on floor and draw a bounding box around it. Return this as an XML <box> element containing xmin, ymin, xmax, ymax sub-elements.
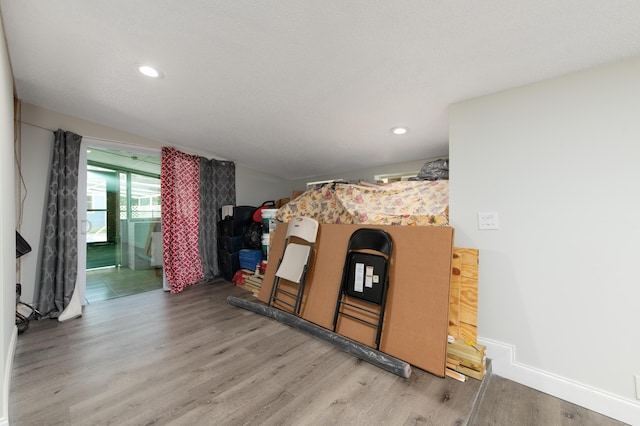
<box><xmin>16</xmin><ymin>232</ymin><xmax>38</xmax><ymax>333</ymax></box>
<box><xmin>16</xmin><ymin>283</ymin><xmax>41</xmax><ymax>334</ymax></box>
<box><xmin>218</xmin><ymin>250</ymin><xmax>240</xmax><ymax>282</ymax></box>
<box><xmin>218</xmin><ymin>205</ymin><xmax>258</xmax><ymax>281</ymax></box>
<box><xmin>227</xmin><ymin>295</ymin><xmax>411</xmax><ymax>378</ymax></box>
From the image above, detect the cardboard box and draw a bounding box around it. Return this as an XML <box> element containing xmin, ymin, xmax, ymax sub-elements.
<box><xmin>274</xmin><ymin>198</ymin><xmax>290</xmax><ymax>208</ymax></box>
<box><xmin>259</xmin><ymin>223</ymin><xmax>454</xmax><ymax>377</ymax></box>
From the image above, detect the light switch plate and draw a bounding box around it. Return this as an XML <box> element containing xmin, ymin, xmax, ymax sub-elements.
<box><xmin>635</xmin><ymin>374</ymin><xmax>640</xmax><ymax>400</ymax></box>
<box><xmin>478</xmin><ymin>212</ymin><xmax>499</xmax><ymax>230</ymax></box>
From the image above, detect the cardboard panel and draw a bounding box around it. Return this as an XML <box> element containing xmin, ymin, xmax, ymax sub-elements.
<box><xmin>259</xmin><ymin>223</ymin><xmax>454</xmax><ymax>377</ymax></box>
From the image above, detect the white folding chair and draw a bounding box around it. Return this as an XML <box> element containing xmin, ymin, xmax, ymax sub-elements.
<box><xmin>268</xmin><ymin>216</ymin><xmax>319</xmax><ymax>315</ymax></box>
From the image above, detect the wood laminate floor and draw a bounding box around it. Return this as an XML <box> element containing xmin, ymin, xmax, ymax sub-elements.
<box><xmin>10</xmin><ymin>280</ymin><xmax>625</xmax><ymax>425</ymax></box>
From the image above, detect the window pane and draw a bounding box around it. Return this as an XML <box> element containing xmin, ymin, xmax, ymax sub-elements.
<box><xmin>87</xmin><ymin>171</ymin><xmax>107</xmax><ymax>209</ymax></box>
<box><xmin>120</xmin><ymin>173</ymin><xmax>128</xmax><ymax>219</ymax></box>
<box><xmin>86</xmin><ymin>211</ymin><xmax>107</xmax><ymax>243</ymax></box>
<box><xmin>130</xmin><ymin>173</ymin><xmax>161</xmax><ymax>219</ymax></box>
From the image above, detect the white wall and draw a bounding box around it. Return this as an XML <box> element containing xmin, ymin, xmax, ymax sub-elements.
<box><xmin>235</xmin><ymin>165</ymin><xmax>295</xmax><ymax>206</ymax></box>
<box><xmin>17</xmin><ymin>104</ymin><xmax>293</xmax><ymax>304</ymax></box>
<box><xmin>17</xmin><ymin>123</ymin><xmax>52</xmax><ymax>306</ymax></box>
<box><xmin>17</xmin><ymin>103</ymin><xmax>444</xmax><ymax>306</ymax></box>
<box><xmin>0</xmin><ymin>17</ymin><xmax>17</xmax><ymax>425</ymax></box>
<box><xmin>449</xmin><ymin>57</ymin><xmax>640</xmax><ymax>424</ymax></box>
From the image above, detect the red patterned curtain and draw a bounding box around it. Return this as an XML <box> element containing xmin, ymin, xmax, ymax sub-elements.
<box><xmin>161</xmin><ymin>147</ymin><xmax>204</xmax><ymax>293</ymax></box>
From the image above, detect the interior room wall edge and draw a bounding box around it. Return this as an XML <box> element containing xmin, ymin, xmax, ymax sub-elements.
<box><xmin>0</xmin><ymin>328</ymin><xmax>16</xmax><ymax>426</ymax></box>
<box><xmin>450</xmin><ymin>55</ymin><xmax>640</xmax><ymax>423</ymax></box>
<box><xmin>0</xmin><ymin>15</ymin><xmax>16</xmax><ymax>424</ymax></box>
<box><xmin>480</xmin><ymin>337</ymin><xmax>640</xmax><ymax>425</ymax></box>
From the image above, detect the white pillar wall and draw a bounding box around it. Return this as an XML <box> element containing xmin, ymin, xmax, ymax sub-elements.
<box><xmin>449</xmin><ymin>57</ymin><xmax>640</xmax><ymax>424</ymax></box>
<box><xmin>1</xmin><ymin>17</ymin><xmax>18</xmax><ymax>425</ymax></box>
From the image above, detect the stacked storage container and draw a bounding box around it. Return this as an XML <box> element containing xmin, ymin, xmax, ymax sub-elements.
<box><xmin>217</xmin><ymin>205</ymin><xmax>256</xmax><ymax>281</ymax></box>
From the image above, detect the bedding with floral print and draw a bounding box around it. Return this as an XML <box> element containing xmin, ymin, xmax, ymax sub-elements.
<box><xmin>276</xmin><ymin>180</ymin><xmax>449</xmax><ymax>226</ymax></box>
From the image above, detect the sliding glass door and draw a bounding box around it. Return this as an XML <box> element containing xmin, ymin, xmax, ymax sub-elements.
<box><xmin>86</xmin><ymin>168</ymin><xmax>119</xmax><ymax>268</ymax></box>
<box><xmin>78</xmin><ymin>140</ymin><xmax>163</xmax><ymax>304</ymax></box>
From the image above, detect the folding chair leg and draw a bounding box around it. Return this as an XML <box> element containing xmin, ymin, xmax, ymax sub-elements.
<box><xmin>269</xmin><ymin>277</ymin><xmax>302</xmax><ymax>315</ymax></box>
<box><xmin>269</xmin><ymin>277</ymin><xmax>281</xmax><ymax>307</ymax></box>
<box><xmin>293</xmin><ymin>281</ymin><xmax>304</xmax><ymax>315</ymax></box>
<box><xmin>374</xmin><ymin>285</ymin><xmax>389</xmax><ymax>349</ymax></box>
<box><xmin>332</xmin><ymin>291</ymin><xmax>344</xmax><ymax>332</ymax></box>
<box><xmin>292</xmin><ymin>268</ymin><xmax>310</xmax><ymax>315</ymax></box>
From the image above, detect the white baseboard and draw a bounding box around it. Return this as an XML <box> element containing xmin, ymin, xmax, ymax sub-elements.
<box><xmin>478</xmin><ymin>337</ymin><xmax>640</xmax><ymax>425</ymax></box>
<box><xmin>0</xmin><ymin>325</ymin><xmax>18</xmax><ymax>426</ymax></box>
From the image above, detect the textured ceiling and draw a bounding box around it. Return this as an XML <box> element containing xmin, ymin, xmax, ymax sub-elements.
<box><xmin>2</xmin><ymin>1</ymin><xmax>640</xmax><ymax>179</ymax></box>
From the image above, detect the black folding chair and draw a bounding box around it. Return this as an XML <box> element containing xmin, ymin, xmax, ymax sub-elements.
<box><xmin>332</xmin><ymin>228</ymin><xmax>392</xmax><ymax>350</ymax></box>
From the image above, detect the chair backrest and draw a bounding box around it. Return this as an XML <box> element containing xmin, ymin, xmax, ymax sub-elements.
<box><xmin>341</xmin><ymin>228</ymin><xmax>393</xmax><ymax>305</ymax></box>
<box><xmin>346</xmin><ymin>228</ymin><xmax>392</xmax><ymax>258</ymax></box>
<box><xmin>285</xmin><ymin>216</ymin><xmax>319</xmax><ymax>243</ymax></box>
<box><xmin>275</xmin><ymin>244</ymin><xmax>312</xmax><ymax>283</ymax></box>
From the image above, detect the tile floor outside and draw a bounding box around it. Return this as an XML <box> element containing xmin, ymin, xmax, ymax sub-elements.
<box><xmin>85</xmin><ymin>267</ymin><xmax>164</xmax><ymax>303</ymax></box>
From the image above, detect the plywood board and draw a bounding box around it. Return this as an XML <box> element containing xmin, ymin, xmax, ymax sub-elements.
<box><xmin>448</xmin><ymin>248</ymin><xmax>479</xmax><ymax>343</ymax></box>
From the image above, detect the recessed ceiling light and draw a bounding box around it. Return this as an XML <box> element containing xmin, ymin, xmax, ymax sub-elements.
<box><xmin>138</xmin><ymin>65</ymin><xmax>161</xmax><ymax>78</ymax></box>
<box><xmin>390</xmin><ymin>127</ymin><xmax>408</xmax><ymax>135</ymax></box>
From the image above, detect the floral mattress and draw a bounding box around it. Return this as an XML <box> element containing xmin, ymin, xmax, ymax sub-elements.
<box><xmin>276</xmin><ymin>180</ymin><xmax>449</xmax><ymax>226</ymax></box>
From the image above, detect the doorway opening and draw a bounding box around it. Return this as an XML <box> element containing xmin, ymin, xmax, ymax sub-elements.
<box><xmin>84</xmin><ymin>147</ymin><xmax>163</xmax><ymax>303</ymax></box>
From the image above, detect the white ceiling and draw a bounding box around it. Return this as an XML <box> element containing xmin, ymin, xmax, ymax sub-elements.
<box><xmin>2</xmin><ymin>1</ymin><xmax>640</xmax><ymax>180</ymax></box>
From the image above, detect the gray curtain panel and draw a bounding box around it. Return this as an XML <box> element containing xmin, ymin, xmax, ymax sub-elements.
<box><xmin>198</xmin><ymin>157</ymin><xmax>236</xmax><ymax>280</ymax></box>
<box><xmin>37</xmin><ymin>129</ymin><xmax>82</xmax><ymax>318</ymax></box>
